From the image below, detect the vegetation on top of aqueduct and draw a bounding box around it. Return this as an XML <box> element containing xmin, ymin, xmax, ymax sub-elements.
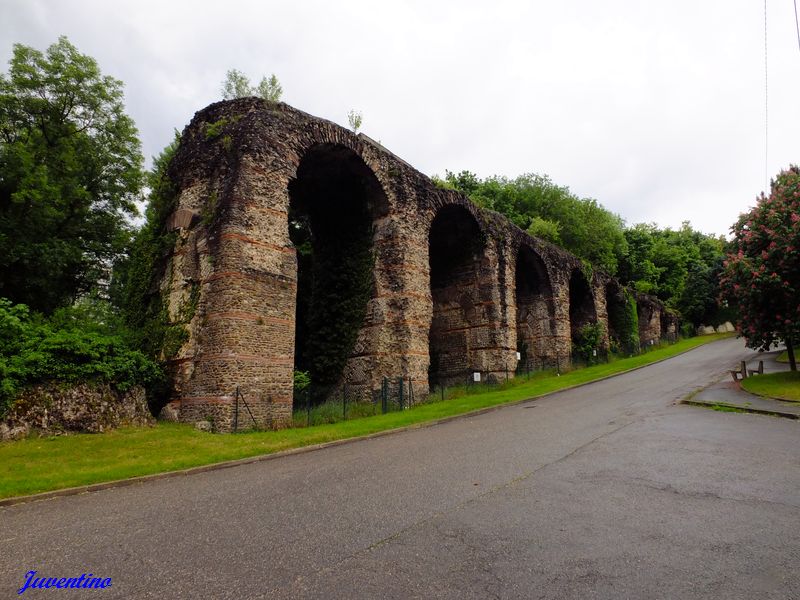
<box><xmin>433</xmin><ymin>171</ymin><xmax>731</xmax><ymax>328</ymax></box>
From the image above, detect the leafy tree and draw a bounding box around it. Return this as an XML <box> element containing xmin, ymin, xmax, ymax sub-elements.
<box><xmin>221</xmin><ymin>69</ymin><xmax>283</xmax><ymax>102</ymax></box>
<box><xmin>438</xmin><ymin>170</ymin><xmax>627</xmax><ymax>275</ymax></box>
<box><xmin>220</xmin><ymin>68</ymin><xmax>251</xmax><ymax>99</ymax></box>
<box><xmin>720</xmin><ymin>166</ymin><xmax>800</xmax><ymax>370</ymax></box>
<box><xmin>619</xmin><ymin>224</ymin><xmax>660</xmax><ymax>294</ymax></box>
<box><xmin>618</xmin><ymin>221</ymin><xmax>725</xmax><ymax>324</ymax></box>
<box><xmin>255</xmin><ymin>74</ymin><xmax>283</xmax><ymax>102</ymax></box>
<box><xmin>0</xmin><ymin>37</ymin><xmax>144</xmax><ymax>313</ymax></box>
<box><xmin>347</xmin><ymin>109</ymin><xmax>363</xmax><ymax>133</ymax></box>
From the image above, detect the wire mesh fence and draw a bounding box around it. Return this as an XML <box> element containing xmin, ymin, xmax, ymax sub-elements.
<box><xmin>288</xmin><ymin>335</ymin><xmax>685</xmax><ymax>428</ymax></box>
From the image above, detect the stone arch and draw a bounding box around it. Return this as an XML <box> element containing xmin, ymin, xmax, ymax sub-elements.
<box><xmin>287</xmin><ymin>143</ymin><xmax>388</xmax><ymax>402</ymax></box>
<box><xmin>427</xmin><ymin>204</ymin><xmax>487</xmax><ymax>388</ymax></box>
<box><xmin>158</xmin><ymin>99</ymin><xmax>647</xmax><ymax>430</ymax></box>
<box><xmin>605</xmin><ymin>280</ymin><xmax>625</xmax><ymax>346</ymax></box>
<box><xmin>660</xmin><ymin>311</ymin><xmax>677</xmax><ymax>343</ymax></box>
<box><xmin>514</xmin><ymin>244</ymin><xmax>556</xmax><ymax>369</ymax></box>
<box><xmin>604</xmin><ymin>279</ymin><xmax>639</xmax><ymax>354</ymax></box>
<box><xmin>568</xmin><ymin>268</ymin><xmax>597</xmax><ymax>340</ymax></box>
<box><xmin>637</xmin><ymin>296</ymin><xmax>661</xmax><ymax>347</ymax></box>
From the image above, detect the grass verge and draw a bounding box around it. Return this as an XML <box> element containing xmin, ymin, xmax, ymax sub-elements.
<box><xmin>0</xmin><ymin>333</ymin><xmax>732</xmax><ymax>500</ymax></box>
<box><xmin>708</xmin><ymin>403</ymin><xmax>749</xmax><ymax>414</ymax></box>
<box><xmin>741</xmin><ymin>371</ymin><xmax>800</xmax><ymax>402</ymax></box>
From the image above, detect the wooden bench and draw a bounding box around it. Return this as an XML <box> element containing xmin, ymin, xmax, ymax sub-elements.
<box><xmin>730</xmin><ymin>360</ymin><xmax>748</xmax><ymax>382</ymax></box>
<box><xmin>748</xmin><ymin>360</ymin><xmax>764</xmax><ymax>377</ymax></box>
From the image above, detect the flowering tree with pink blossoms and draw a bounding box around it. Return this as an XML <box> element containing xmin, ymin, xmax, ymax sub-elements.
<box><xmin>720</xmin><ymin>166</ymin><xmax>800</xmax><ymax>371</ymax></box>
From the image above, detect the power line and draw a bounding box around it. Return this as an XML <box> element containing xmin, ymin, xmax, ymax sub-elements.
<box><xmin>794</xmin><ymin>0</ymin><xmax>800</xmax><ymax>54</ymax></box>
<box><xmin>764</xmin><ymin>0</ymin><xmax>769</xmax><ymax>192</ymax></box>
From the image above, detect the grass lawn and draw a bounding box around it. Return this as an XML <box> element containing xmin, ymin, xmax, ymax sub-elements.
<box><xmin>0</xmin><ymin>333</ymin><xmax>731</xmax><ymax>500</ymax></box>
<box><xmin>741</xmin><ymin>371</ymin><xmax>800</xmax><ymax>402</ymax></box>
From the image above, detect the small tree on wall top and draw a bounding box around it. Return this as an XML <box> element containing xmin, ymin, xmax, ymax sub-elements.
<box><xmin>347</xmin><ymin>109</ymin><xmax>362</xmax><ymax>133</ymax></box>
<box><xmin>220</xmin><ymin>69</ymin><xmax>282</xmax><ymax>102</ymax></box>
<box><xmin>720</xmin><ymin>166</ymin><xmax>800</xmax><ymax>370</ymax></box>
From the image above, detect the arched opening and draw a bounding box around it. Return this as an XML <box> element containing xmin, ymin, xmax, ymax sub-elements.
<box><xmin>428</xmin><ymin>205</ymin><xmax>485</xmax><ymax>389</ymax></box>
<box><xmin>569</xmin><ymin>268</ymin><xmax>597</xmax><ymax>340</ymax></box>
<box><xmin>660</xmin><ymin>311</ymin><xmax>676</xmax><ymax>343</ymax></box>
<box><xmin>515</xmin><ymin>245</ymin><xmax>556</xmax><ymax>370</ymax></box>
<box><xmin>637</xmin><ymin>297</ymin><xmax>659</xmax><ymax>347</ymax></box>
<box><xmin>288</xmin><ymin>144</ymin><xmax>386</xmax><ymax>402</ymax></box>
<box><xmin>605</xmin><ymin>281</ymin><xmax>638</xmax><ymax>355</ymax></box>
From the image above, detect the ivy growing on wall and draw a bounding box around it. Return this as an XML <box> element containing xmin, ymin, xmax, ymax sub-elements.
<box><xmin>289</xmin><ymin>196</ymin><xmax>374</xmax><ymax>401</ymax></box>
<box><xmin>113</xmin><ymin>133</ymin><xmax>187</xmax><ymax>411</ymax></box>
<box><xmin>289</xmin><ymin>148</ymin><xmax>378</xmax><ymax>402</ymax></box>
<box><xmin>607</xmin><ymin>286</ymin><xmax>640</xmax><ymax>356</ymax></box>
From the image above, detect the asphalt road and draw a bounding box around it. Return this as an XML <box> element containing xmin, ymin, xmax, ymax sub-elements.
<box><xmin>2</xmin><ymin>337</ymin><xmax>798</xmax><ymax>599</ymax></box>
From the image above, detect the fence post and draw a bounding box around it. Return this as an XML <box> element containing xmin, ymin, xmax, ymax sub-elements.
<box><xmin>233</xmin><ymin>386</ymin><xmax>239</xmax><ymax>433</ymax></box>
<box><xmin>398</xmin><ymin>377</ymin><xmax>404</xmax><ymax>410</ymax></box>
<box><xmin>306</xmin><ymin>389</ymin><xmax>311</xmax><ymax>427</ymax></box>
<box><xmin>342</xmin><ymin>384</ymin><xmax>347</xmax><ymax>420</ymax></box>
<box><xmin>382</xmin><ymin>377</ymin><xmax>388</xmax><ymax>414</ymax></box>
<box><xmin>408</xmin><ymin>378</ymin><xmax>414</xmax><ymax>407</ymax></box>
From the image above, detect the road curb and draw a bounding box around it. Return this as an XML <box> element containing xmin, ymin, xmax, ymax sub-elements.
<box><xmin>681</xmin><ymin>399</ymin><xmax>800</xmax><ymax>420</ymax></box>
<box><xmin>0</xmin><ymin>337</ymin><xmax>733</xmax><ymax>508</ymax></box>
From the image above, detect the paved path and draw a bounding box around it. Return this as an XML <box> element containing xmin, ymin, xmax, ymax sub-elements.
<box><xmin>685</xmin><ymin>347</ymin><xmax>800</xmax><ymax>419</ymax></box>
<box><xmin>1</xmin><ymin>337</ymin><xmax>798</xmax><ymax>599</ymax></box>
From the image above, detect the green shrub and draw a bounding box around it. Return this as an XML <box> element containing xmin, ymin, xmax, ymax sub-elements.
<box><xmin>573</xmin><ymin>322</ymin><xmax>605</xmax><ymax>364</ymax></box>
<box><xmin>0</xmin><ymin>298</ymin><xmax>161</xmax><ymax>416</ymax></box>
<box><xmin>293</xmin><ymin>370</ymin><xmax>311</xmax><ymax>393</ymax></box>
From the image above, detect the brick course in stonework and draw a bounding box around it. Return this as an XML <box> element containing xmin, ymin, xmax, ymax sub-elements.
<box><xmin>156</xmin><ymin>99</ymin><xmax>671</xmax><ymax>431</ymax></box>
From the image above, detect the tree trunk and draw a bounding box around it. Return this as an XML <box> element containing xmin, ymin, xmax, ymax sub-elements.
<box><xmin>787</xmin><ymin>336</ymin><xmax>797</xmax><ymax>372</ymax></box>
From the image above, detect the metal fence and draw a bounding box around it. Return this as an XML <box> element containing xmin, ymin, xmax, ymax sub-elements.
<box><xmin>287</xmin><ymin>335</ymin><xmax>683</xmax><ymax>428</ymax></box>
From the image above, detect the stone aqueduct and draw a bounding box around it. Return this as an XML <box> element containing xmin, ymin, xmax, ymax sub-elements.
<box><xmin>158</xmin><ymin>98</ymin><xmax>674</xmax><ymax>430</ymax></box>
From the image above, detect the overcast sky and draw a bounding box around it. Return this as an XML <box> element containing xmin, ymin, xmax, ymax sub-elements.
<box><xmin>2</xmin><ymin>0</ymin><xmax>799</xmax><ymax>236</ymax></box>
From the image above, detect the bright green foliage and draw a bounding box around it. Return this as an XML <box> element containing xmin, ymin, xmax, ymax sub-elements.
<box><xmin>293</xmin><ymin>370</ymin><xmax>311</xmax><ymax>393</ymax></box>
<box><xmin>741</xmin><ymin>371</ymin><xmax>800</xmax><ymax>400</ymax></box>
<box><xmin>116</xmin><ymin>134</ymin><xmax>182</xmax><ymax>360</ymax></box>
<box><xmin>720</xmin><ymin>165</ymin><xmax>800</xmax><ymax>370</ymax></box>
<box><xmin>0</xmin><ymin>298</ymin><xmax>161</xmax><ymax>416</ymax></box>
<box><xmin>439</xmin><ymin>171</ymin><xmax>627</xmax><ymax>275</ymax></box>
<box><xmin>620</xmin><ymin>224</ymin><xmax>660</xmax><ymax>294</ymax></box>
<box><xmin>619</xmin><ymin>222</ymin><xmax>725</xmax><ymax>324</ymax></box>
<box><xmin>0</xmin><ymin>37</ymin><xmax>144</xmax><ymax>313</ymax></box>
<box><xmin>221</xmin><ymin>69</ymin><xmax>282</xmax><ymax>102</ymax></box>
<box><xmin>526</xmin><ymin>216</ymin><xmax>562</xmax><ymax>245</ymax></box>
<box><xmin>572</xmin><ymin>322</ymin><xmax>605</xmax><ymax>363</ymax></box>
